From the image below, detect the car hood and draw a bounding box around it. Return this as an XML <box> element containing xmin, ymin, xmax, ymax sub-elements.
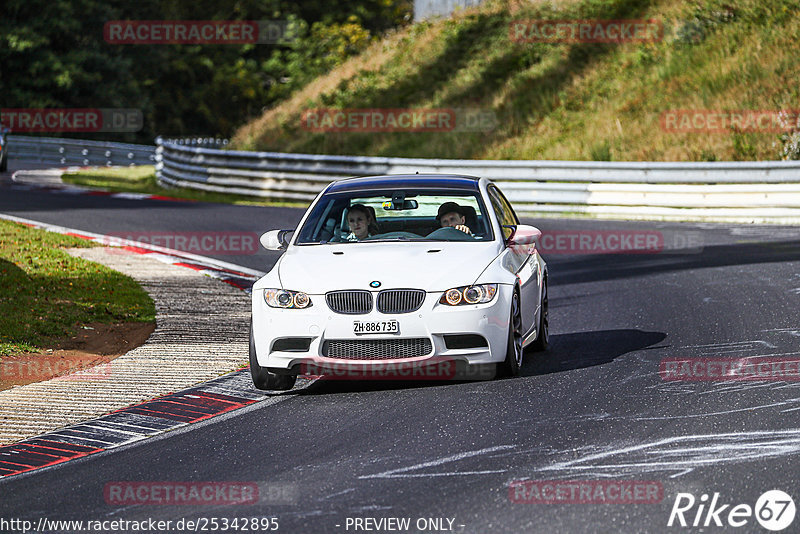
<box><xmin>276</xmin><ymin>241</ymin><xmax>499</xmax><ymax>294</ymax></box>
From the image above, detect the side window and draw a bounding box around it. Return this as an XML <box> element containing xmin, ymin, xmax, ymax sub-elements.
<box><xmin>496</xmin><ymin>188</ymin><xmax>520</xmax><ymax>225</ymax></box>
<box><xmin>488</xmin><ymin>186</ymin><xmax>517</xmax><ymax>240</ymax></box>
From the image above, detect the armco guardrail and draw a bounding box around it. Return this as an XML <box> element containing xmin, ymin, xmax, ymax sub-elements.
<box><xmin>7</xmin><ymin>135</ymin><xmax>156</xmax><ymax>167</ymax></box>
<box><xmin>156</xmin><ymin>137</ymin><xmax>800</xmax><ymax>222</ymax></box>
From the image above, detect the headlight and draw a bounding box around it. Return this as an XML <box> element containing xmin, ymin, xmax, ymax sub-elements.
<box><xmin>439</xmin><ymin>284</ymin><xmax>497</xmax><ymax>306</ymax></box>
<box><xmin>264</xmin><ymin>289</ymin><xmax>312</xmax><ymax>309</ymax></box>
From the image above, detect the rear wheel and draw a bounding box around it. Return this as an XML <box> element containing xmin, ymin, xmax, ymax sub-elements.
<box><xmin>530</xmin><ymin>277</ymin><xmax>549</xmax><ymax>352</ymax></box>
<box><xmin>249</xmin><ymin>323</ymin><xmax>296</xmax><ymax>391</ymax></box>
<box><xmin>501</xmin><ymin>290</ymin><xmax>523</xmax><ymax>377</ymax></box>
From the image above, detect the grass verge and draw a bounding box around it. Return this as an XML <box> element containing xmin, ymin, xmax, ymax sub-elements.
<box><xmin>0</xmin><ymin>219</ymin><xmax>156</xmax><ymax>357</ymax></box>
<box><xmin>61</xmin><ymin>166</ymin><xmax>308</xmax><ymax>207</ymax></box>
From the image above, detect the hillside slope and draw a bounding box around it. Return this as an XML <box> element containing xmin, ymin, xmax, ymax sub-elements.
<box><xmin>230</xmin><ymin>0</ymin><xmax>800</xmax><ymax>161</ymax></box>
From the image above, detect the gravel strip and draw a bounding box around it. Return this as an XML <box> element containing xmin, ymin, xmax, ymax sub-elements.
<box><xmin>0</xmin><ymin>247</ymin><xmax>250</xmax><ymax>445</ymax></box>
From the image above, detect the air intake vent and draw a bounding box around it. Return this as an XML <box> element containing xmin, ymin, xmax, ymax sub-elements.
<box><xmin>272</xmin><ymin>338</ymin><xmax>313</xmax><ymax>352</ymax></box>
<box><xmin>322</xmin><ymin>338</ymin><xmax>433</xmax><ymax>360</ymax></box>
<box><xmin>325</xmin><ymin>290</ymin><xmax>373</xmax><ymax>314</ymax></box>
<box><xmin>376</xmin><ymin>289</ymin><xmax>426</xmax><ymax>314</ymax></box>
<box><xmin>443</xmin><ymin>334</ymin><xmax>488</xmax><ymax>350</ymax></box>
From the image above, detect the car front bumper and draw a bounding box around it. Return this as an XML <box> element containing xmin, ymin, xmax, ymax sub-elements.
<box><xmin>251</xmin><ymin>286</ymin><xmax>513</xmax><ymax>377</ymax></box>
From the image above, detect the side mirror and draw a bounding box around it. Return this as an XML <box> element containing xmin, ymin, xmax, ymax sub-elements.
<box><xmin>260</xmin><ymin>230</ymin><xmax>293</xmax><ymax>251</ymax></box>
<box><xmin>506</xmin><ymin>225</ymin><xmax>542</xmax><ymax>247</ymax></box>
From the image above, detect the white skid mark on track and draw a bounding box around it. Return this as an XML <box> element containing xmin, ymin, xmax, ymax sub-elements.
<box><xmin>695</xmin><ymin>381</ymin><xmax>778</xmax><ymax>395</ymax></box>
<box><xmin>682</xmin><ymin>340</ymin><xmax>778</xmax><ymax>353</ymax></box>
<box><xmin>632</xmin><ymin>401</ymin><xmax>793</xmax><ymax>420</ymax></box>
<box><xmin>351</xmin><ymin>505</ymin><xmax>394</xmax><ymax>512</ymax></box>
<box><xmin>322</xmin><ymin>488</ymin><xmax>356</xmax><ymax>500</ymax></box>
<box><xmin>535</xmin><ymin>429</ymin><xmax>800</xmax><ymax>479</ymax></box>
<box><xmin>359</xmin><ymin>445</ymin><xmax>516</xmax><ymax>479</ymax></box>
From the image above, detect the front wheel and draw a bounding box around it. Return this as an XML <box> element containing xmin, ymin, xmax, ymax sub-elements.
<box><xmin>530</xmin><ymin>277</ymin><xmax>549</xmax><ymax>352</ymax></box>
<box><xmin>500</xmin><ymin>290</ymin><xmax>523</xmax><ymax>377</ymax></box>
<box><xmin>249</xmin><ymin>323</ymin><xmax>296</xmax><ymax>391</ymax></box>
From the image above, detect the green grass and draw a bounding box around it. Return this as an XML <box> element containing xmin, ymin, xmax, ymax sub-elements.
<box><xmin>0</xmin><ymin>220</ymin><xmax>156</xmax><ymax>357</ymax></box>
<box><xmin>230</xmin><ymin>0</ymin><xmax>800</xmax><ymax>162</ymax></box>
<box><xmin>61</xmin><ymin>166</ymin><xmax>307</xmax><ymax>207</ymax></box>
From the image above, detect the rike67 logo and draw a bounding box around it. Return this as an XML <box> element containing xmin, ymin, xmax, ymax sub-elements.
<box><xmin>668</xmin><ymin>490</ymin><xmax>795</xmax><ymax>531</ymax></box>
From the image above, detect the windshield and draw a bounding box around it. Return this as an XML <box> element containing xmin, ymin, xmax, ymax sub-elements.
<box><xmin>295</xmin><ymin>189</ymin><xmax>494</xmax><ymax>244</ymax></box>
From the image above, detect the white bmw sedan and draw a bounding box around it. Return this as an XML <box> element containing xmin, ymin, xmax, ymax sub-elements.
<box><xmin>250</xmin><ymin>174</ymin><xmax>548</xmax><ymax>390</ymax></box>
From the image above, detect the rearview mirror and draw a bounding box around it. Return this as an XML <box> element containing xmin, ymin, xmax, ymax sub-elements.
<box><xmin>260</xmin><ymin>230</ymin><xmax>293</xmax><ymax>251</ymax></box>
<box><xmin>382</xmin><ymin>199</ymin><xmax>418</xmax><ymax>211</ymax></box>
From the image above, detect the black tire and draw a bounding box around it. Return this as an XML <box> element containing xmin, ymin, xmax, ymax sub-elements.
<box><xmin>500</xmin><ymin>290</ymin><xmax>524</xmax><ymax>377</ymax></box>
<box><xmin>530</xmin><ymin>276</ymin><xmax>549</xmax><ymax>352</ymax></box>
<box><xmin>0</xmin><ymin>153</ymin><xmax>7</xmax><ymax>173</ymax></box>
<box><xmin>249</xmin><ymin>323</ymin><xmax>296</xmax><ymax>391</ymax></box>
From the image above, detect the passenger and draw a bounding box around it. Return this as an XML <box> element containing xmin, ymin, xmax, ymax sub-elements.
<box><xmin>436</xmin><ymin>202</ymin><xmax>472</xmax><ymax>235</ymax></box>
<box><xmin>344</xmin><ymin>204</ymin><xmax>379</xmax><ymax>241</ymax></box>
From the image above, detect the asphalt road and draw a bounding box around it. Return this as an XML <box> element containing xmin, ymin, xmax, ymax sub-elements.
<box><xmin>1</xmin><ymin>169</ymin><xmax>800</xmax><ymax>533</ymax></box>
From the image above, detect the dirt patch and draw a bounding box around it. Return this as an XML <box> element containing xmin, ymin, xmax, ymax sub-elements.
<box><xmin>0</xmin><ymin>322</ymin><xmax>155</xmax><ymax>391</ymax></box>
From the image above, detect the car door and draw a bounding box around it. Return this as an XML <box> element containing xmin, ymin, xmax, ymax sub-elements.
<box><xmin>487</xmin><ymin>185</ymin><xmax>539</xmax><ymax>337</ymax></box>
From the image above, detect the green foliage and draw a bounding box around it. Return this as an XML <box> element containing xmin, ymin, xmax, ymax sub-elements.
<box><xmin>732</xmin><ymin>132</ymin><xmax>757</xmax><ymax>160</ymax></box>
<box><xmin>674</xmin><ymin>1</ymin><xmax>736</xmax><ymax>45</ymax></box>
<box><xmin>777</xmin><ymin>132</ymin><xmax>800</xmax><ymax>160</ymax></box>
<box><xmin>0</xmin><ymin>0</ymin><xmax>411</xmax><ymax>142</ymax></box>
<box><xmin>264</xmin><ymin>15</ymin><xmax>376</xmax><ymax>102</ymax></box>
<box><xmin>700</xmin><ymin>149</ymin><xmax>718</xmax><ymax>162</ymax></box>
<box><xmin>590</xmin><ymin>141</ymin><xmax>612</xmax><ymax>161</ymax></box>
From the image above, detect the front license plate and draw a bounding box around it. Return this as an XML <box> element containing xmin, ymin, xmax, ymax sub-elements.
<box><xmin>353</xmin><ymin>319</ymin><xmax>399</xmax><ymax>335</ymax></box>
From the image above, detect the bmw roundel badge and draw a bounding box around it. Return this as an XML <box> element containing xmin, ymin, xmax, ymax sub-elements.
<box><xmin>370</xmin><ymin>281</ymin><xmax>381</xmax><ymax>288</ymax></box>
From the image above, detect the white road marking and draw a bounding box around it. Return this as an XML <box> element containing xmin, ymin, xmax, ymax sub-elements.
<box><xmin>632</xmin><ymin>401</ymin><xmax>792</xmax><ymax>420</ymax></box>
<box><xmin>359</xmin><ymin>445</ymin><xmax>516</xmax><ymax>480</ymax></box>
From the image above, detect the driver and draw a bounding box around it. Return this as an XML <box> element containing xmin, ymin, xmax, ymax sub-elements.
<box><xmin>436</xmin><ymin>202</ymin><xmax>472</xmax><ymax>235</ymax></box>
